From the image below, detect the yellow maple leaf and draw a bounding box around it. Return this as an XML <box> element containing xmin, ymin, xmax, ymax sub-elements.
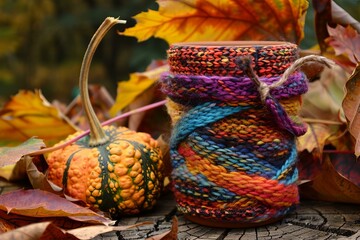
<box><xmin>0</xmin><ymin>90</ymin><xmax>77</xmax><ymax>146</ymax></box>
<box><xmin>123</xmin><ymin>0</ymin><xmax>308</xmax><ymax>44</ymax></box>
<box><xmin>110</xmin><ymin>64</ymin><xmax>169</xmax><ymax>116</ymax></box>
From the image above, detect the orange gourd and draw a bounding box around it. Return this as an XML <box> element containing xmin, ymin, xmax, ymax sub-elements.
<box><xmin>46</xmin><ymin>17</ymin><xmax>164</xmax><ymax>216</ymax></box>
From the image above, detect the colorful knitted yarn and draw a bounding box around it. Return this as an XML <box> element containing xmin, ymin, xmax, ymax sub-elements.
<box><xmin>161</xmin><ymin>41</ymin><xmax>307</xmax><ymax>226</ymax></box>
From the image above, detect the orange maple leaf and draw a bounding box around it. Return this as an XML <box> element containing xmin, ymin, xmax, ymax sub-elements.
<box><xmin>0</xmin><ymin>90</ymin><xmax>77</xmax><ymax>146</ymax></box>
<box><xmin>123</xmin><ymin>0</ymin><xmax>308</xmax><ymax>44</ymax></box>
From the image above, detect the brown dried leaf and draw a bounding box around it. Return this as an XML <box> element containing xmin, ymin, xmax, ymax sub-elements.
<box><xmin>0</xmin><ymin>222</ymin><xmax>78</xmax><ymax>240</ymax></box>
<box><xmin>7</xmin><ymin>156</ymin><xmax>56</xmax><ymax>193</ymax></box>
<box><xmin>299</xmin><ymin>153</ymin><xmax>360</xmax><ymax>204</ymax></box>
<box><xmin>313</xmin><ymin>0</ymin><xmax>332</xmax><ymax>53</ymax></box>
<box><xmin>0</xmin><ymin>210</ymin><xmax>92</xmax><ymax>230</ymax></box>
<box><xmin>65</xmin><ymin>85</ymin><xmax>114</xmax><ymax>130</ymax></box>
<box><xmin>0</xmin><ymin>189</ymin><xmax>113</xmax><ymax>225</ymax></box>
<box><xmin>297</xmin><ymin>123</ymin><xmax>334</xmax><ymax>154</ymax></box>
<box><xmin>342</xmin><ymin>64</ymin><xmax>360</xmax><ymax>157</ymax></box>
<box><xmin>0</xmin><ymin>221</ymin><xmax>153</xmax><ymax>240</ymax></box>
<box><xmin>301</xmin><ymin>64</ymin><xmax>348</xmax><ymax>122</ymax></box>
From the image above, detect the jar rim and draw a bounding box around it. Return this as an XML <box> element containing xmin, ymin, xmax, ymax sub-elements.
<box><xmin>171</xmin><ymin>41</ymin><xmax>295</xmax><ymax>47</ymax></box>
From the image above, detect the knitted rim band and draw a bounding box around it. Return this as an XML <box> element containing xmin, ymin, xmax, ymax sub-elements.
<box><xmin>168</xmin><ymin>41</ymin><xmax>298</xmax><ymax>77</ymax></box>
<box><xmin>163</xmin><ymin>41</ymin><xmax>309</xmax><ymax>224</ymax></box>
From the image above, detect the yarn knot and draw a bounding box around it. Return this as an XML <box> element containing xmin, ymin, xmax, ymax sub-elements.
<box><xmin>258</xmin><ymin>80</ymin><xmax>270</xmax><ymax>102</ymax></box>
<box><xmin>235</xmin><ymin>56</ymin><xmax>270</xmax><ymax>103</ymax></box>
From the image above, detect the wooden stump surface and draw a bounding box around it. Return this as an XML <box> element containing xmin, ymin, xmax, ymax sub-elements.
<box><xmin>93</xmin><ymin>192</ymin><xmax>360</xmax><ymax>240</ymax></box>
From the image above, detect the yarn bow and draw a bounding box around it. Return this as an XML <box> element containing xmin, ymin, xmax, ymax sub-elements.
<box><xmin>236</xmin><ymin>55</ymin><xmax>333</xmax><ymax>136</ymax></box>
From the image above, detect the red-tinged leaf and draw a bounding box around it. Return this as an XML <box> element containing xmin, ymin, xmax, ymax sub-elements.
<box><xmin>146</xmin><ymin>216</ymin><xmax>178</xmax><ymax>240</ymax></box>
<box><xmin>123</xmin><ymin>0</ymin><xmax>308</xmax><ymax>44</ymax></box>
<box><xmin>330</xmin><ymin>152</ymin><xmax>360</xmax><ymax>187</ymax></box>
<box><xmin>299</xmin><ymin>153</ymin><xmax>360</xmax><ymax>204</ymax></box>
<box><xmin>0</xmin><ymin>137</ymin><xmax>45</xmax><ymax>167</ymax></box>
<box><xmin>0</xmin><ymin>90</ymin><xmax>77</xmax><ymax>146</ymax></box>
<box><xmin>326</xmin><ymin>25</ymin><xmax>360</xmax><ymax>64</ymax></box>
<box><xmin>342</xmin><ymin>64</ymin><xmax>360</xmax><ymax>157</ymax></box>
<box><xmin>298</xmin><ymin>150</ymin><xmax>322</xmax><ymax>183</ymax></box>
<box><xmin>313</xmin><ymin>0</ymin><xmax>360</xmax><ymax>55</ymax></box>
<box><xmin>0</xmin><ymin>222</ymin><xmax>78</xmax><ymax>240</ymax></box>
<box><xmin>0</xmin><ymin>210</ymin><xmax>93</xmax><ymax>230</ymax></box>
<box><xmin>0</xmin><ymin>189</ymin><xmax>113</xmax><ymax>225</ymax></box>
<box><xmin>0</xmin><ymin>218</ymin><xmax>16</xmax><ymax>234</ymax></box>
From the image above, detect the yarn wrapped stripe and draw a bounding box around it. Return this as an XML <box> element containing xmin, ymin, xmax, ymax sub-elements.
<box><xmin>178</xmin><ymin>143</ymin><xmax>298</xmax><ymax>207</ymax></box>
<box><xmin>163</xmin><ymin>41</ymin><xmax>308</xmax><ymax>225</ymax></box>
<box><xmin>168</xmin><ymin>42</ymin><xmax>298</xmax><ymax>77</ymax></box>
<box><xmin>161</xmin><ymin>72</ymin><xmax>307</xmax><ymax>105</ymax></box>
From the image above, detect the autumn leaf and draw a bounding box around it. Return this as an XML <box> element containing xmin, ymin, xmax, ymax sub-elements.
<box><xmin>313</xmin><ymin>0</ymin><xmax>360</xmax><ymax>56</ymax></box>
<box><xmin>0</xmin><ymin>137</ymin><xmax>45</xmax><ymax>167</ymax></box>
<box><xmin>123</xmin><ymin>0</ymin><xmax>308</xmax><ymax>44</ymax></box>
<box><xmin>0</xmin><ymin>90</ymin><xmax>77</xmax><ymax>146</ymax></box>
<box><xmin>297</xmin><ymin>123</ymin><xmax>334</xmax><ymax>156</ymax></box>
<box><xmin>312</xmin><ymin>0</ymin><xmax>332</xmax><ymax>53</ymax></box>
<box><xmin>0</xmin><ymin>138</ymin><xmax>47</xmax><ymax>188</ymax></box>
<box><xmin>110</xmin><ymin>63</ymin><xmax>169</xmax><ymax>133</ymax></box>
<box><xmin>0</xmin><ymin>218</ymin><xmax>16</xmax><ymax>234</ymax></box>
<box><xmin>300</xmin><ymin>64</ymin><xmax>348</xmax><ymax>122</ymax></box>
<box><xmin>2</xmin><ymin>155</ymin><xmax>57</xmax><ymax>194</ymax></box>
<box><xmin>342</xmin><ymin>64</ymin><xmax>360</xmax><ymax>157</ymax></box>
<box><xmin>0</xmin><ymin>189</ymin><xmax>112</xmax><ymax>225</ymax></box>
<box><xmin>64</xmin><ymin>85</ymin><xmax>114</xmax><ymax>130</ymax></box>
<box><xmin>0</xmin><ymin>221</ymin><xmax>152</xmax><ymax>240</ymax></box>
<box><xmin>0</xmin><ymin>222</ymin><xmax>78</xmax><ymax>240</ymax></box>
<box><xmin>299</xmin><ymin>153</ymin><xmax>360</xmax><ymax>204</ymax></box>
<box><xmin>326</xmin><ymin>25</ymin><xmax>360</xmax><ymax>64</ymax></box>
<box><xmin>110</xmin><ymin>64</ymin><xmax>168</xmax><ymax>117</ymax></box>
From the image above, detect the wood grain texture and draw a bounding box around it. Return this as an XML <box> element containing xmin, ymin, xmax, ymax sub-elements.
<box><xmin>92</xmin><ymin>193</ymin><xmax>360</xmax><ymax>239</ymax></box>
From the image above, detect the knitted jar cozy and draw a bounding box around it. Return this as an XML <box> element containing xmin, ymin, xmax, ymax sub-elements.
<box><xmin>161</xmin><ymin>41</ymin><xmax>308</xmax><ymax>227</ymax></box>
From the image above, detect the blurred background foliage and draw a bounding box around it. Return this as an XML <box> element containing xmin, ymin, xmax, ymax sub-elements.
<box><xmin>0</xmin><ymin>0</ymin><xmax>358</xmax><ymax>106</ymax></box>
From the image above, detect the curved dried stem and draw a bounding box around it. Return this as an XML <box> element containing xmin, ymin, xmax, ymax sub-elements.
<box><xmin>79</xmin><ymin>17</ymin><xmax>125</xmax><ymax>146</ymax></box>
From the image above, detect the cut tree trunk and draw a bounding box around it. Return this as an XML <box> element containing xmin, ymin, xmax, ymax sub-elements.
<box><xmin>93</xmin><ymin>192</ymin><xmax>360</xmax><ymax>240</ymax></box>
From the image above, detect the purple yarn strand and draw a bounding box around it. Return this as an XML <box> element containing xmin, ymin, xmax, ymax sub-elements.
<box><xmin>161</xmin><ymin>72</ymin><xmax>307</xmax><ymax>104</ymax></box>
